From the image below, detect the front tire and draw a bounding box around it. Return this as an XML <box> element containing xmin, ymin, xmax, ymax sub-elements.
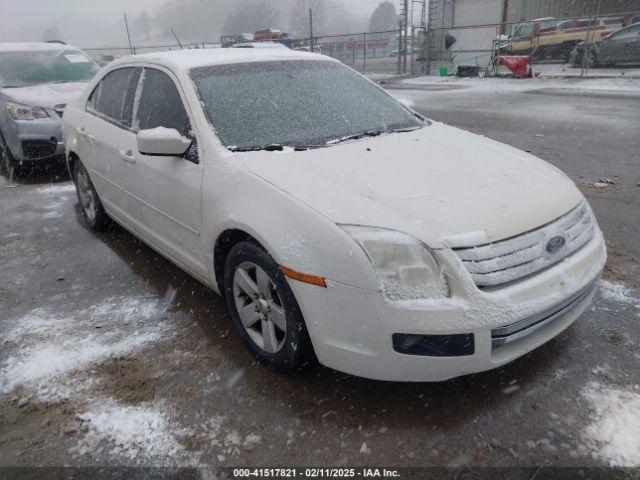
<box><xmin>223</xmin><ymin>241</ymin><xmax>313</xmax><ymax>372</ymax></box>
<box><xmin>74</xmin><ymin>160</ymin><xmax>108</xmax><ymax>230</ymax></box>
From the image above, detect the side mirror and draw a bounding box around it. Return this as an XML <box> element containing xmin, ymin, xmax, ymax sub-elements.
<box><xmin>137</xmin><ymin>128</ymin><xmax>192</xmax><ymax>156</ymax></box>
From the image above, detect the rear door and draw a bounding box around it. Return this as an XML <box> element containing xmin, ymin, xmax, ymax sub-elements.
<box><xmin>123</xmin><ymin>66</ymin><xmax>206</xmax><ymax>278</ymax></box>
<box><xmin>81</xmin><ymin>67</ymin><xmax>141</xmax><ymax>215</ymax></box>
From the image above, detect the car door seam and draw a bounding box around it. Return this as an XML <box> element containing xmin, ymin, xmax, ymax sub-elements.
<box><xmin>91</xmin><ymin>168</ymin><xmax>200</xmax><ymax>236</ymax></box>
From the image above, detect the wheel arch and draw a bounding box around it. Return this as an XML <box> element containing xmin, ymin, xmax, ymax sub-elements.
<box><xmin>214</xmin><ymin>228</ymin><xmax>263</xmax><ymax>293</ymax></box>
<box><xmin>67</xmin><ymin>151</ymin><xmax>79</xmax><ymax>180</ymax></box>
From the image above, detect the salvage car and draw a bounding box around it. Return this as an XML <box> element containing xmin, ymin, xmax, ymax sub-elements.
<box><xmin>503</xmin><ymin>17</ymin><xmax>621</xmax><ymax>61</ymax></box>
<box><xmin>62</xmin><ymin>49</ymin><xmax>606</xmax><ymax>382</ymax></box>
<box><xmin>570</xmin><ymin>23</ymin><xmax>640</xmax><ymax>67</ymax></box>
<box><xmin>0</xmin><ymin>42</ymin><xmax>99</xmax><ymax>176</ymax></box>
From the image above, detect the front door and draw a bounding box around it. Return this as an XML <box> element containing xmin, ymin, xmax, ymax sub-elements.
<box><xmin>122</xmin><ymin>67</ymin><xmax>206</xmax><ymax>279</ymax></box>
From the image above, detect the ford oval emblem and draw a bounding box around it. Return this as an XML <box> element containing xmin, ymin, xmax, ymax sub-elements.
<box><xmin>546</xmin><ymin>236</ymin><xmax>566</xmax><ymax>254</ymax></box>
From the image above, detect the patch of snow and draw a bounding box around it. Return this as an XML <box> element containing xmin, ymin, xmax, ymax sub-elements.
<box><xmin>75</xmin><ymin>400</ymin><xmax>187</xmax><ymax>462</ymax></box>
<box><xmin>400</xmin><ymin>75</ymin><xmax>640</xmax><ymax>94</ymax></box>
<box><xmin>242</xmin><ymin>433</ymin><xmax>261</xmax><ymax>450</ymax></box>
<box><xmin>0</xmin><ymin>43</ymin><xmax>84</xmax><ymax>53</ymax></box>
<box><xmin>0</xmin><ymin>295</ymin><xmax>175</xmax><ymax>400</ymax></box>
<box><xmin>4</xmin><ymin>83</ymin><xmax>89</xmax><ymax>108</ymax></box>
<box><xmin>502</xmin><ymin>384</ymin><xmax>520</xmax><ymax>395</ymax></box>
<box><xmin>359</xmin><ymin>442</ymin><xmax>371</xmax><ymax>455</ymax></box>
<box><xmin>36</xmin><ymin>183</ymin><xmax>76</xmax><ymax>195</ymax></box>
<box><xmin>599</xmin><ymin>280</ymin><xmax>639</xmax><ymax>306</ymax></box>
<box><xmin>582</xmin><ymin>382</ymin><xmax>640</xmax><ymax>467</ymax></box>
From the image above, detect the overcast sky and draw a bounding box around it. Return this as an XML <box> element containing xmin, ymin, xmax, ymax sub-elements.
<box><xmin>0</xmin><ymin>0</ymin><xmax>391</xmax><ymax>47</ymax></box>
<box><xmin>0</xmin><ymin>0</ymin><xmax>166</xmax><ymax>45</ymax></box>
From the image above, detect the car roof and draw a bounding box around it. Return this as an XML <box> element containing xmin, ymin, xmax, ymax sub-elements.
<box><xmin>0</xmin><ymin>42</ymin><xmax>82</xmax><ymax>53</ymax></box>
<box><xmin>112</xmin><ymin>47</ymin><xmax>336</xmax><ymax>71</ymax></box>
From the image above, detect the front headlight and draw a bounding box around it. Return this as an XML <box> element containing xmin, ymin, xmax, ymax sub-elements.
<box><xmin>341</xmin><ymin>225</ymin><xmax>449</xmax><ymax>302</ymax></box>
<box><xmin>5</xmin><ymin>102</ymin><xmax>49</xmax><ymax>120</ymax></box>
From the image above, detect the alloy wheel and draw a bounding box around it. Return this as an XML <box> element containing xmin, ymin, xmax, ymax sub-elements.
<box><xmin>232</xmin><ymin>261</ymin><xmax>287</xmax><ymax>354</ymax></box>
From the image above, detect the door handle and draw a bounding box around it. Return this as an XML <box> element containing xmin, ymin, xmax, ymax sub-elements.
<box><xmin>119</xmin><ymin>150</ymin><xmax>136</xmax><ymax>163</ymax></box>
<box><xmin>77</xmin><ymin>127</ymin><xmax>95</xmax><ymax>143</ymax></box>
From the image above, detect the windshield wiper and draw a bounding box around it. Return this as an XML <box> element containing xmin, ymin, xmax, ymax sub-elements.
<box><xmin>327</xmin><ymin>126</ymin><xmax>422</xmax><ymax>146</ymax></box>
<box><xmin>327</xmin><ymin>129</ymin><xmax>387</xmax><ymax>145</ymax></box>
<box><xmin>228</xmin><ymin>144</ymin><xmax>286</xmax><ymax>152</ymax></box>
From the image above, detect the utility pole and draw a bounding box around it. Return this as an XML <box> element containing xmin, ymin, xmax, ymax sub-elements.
<box><xmin>123</xmin><ymin>13</ymin><xmax>135</xmax><ymax>55</ymax></box>
<box><xmin>397</xmin><ymin>19</ymin><xmax>402</xmax><ymax>74</ymax></box>
<box><xmin>403</xmin><ymin>0</ymin><xmax>409</xmax><ymax>73</ymax></box>
<box><xmin>309</xmin><ymin>8</ymin><xmax>314</xmax><ymax>53</ymax></box>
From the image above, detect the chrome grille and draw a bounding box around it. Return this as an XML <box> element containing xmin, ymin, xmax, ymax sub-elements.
<box><xmin>454</xmin><ymin>203</ymin><xmax>595</xmax><ymax>288</ymax></box>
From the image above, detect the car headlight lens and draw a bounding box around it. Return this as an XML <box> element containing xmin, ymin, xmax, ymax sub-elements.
<box><xmin>5</xmin><ymin>102</ymin><xmax>49</xmax><ymax>120</ymax></box>
<box><xmin>341</xmin><ymin>226</ymin><xmax>449</xmax><ymax>302</ymax></box>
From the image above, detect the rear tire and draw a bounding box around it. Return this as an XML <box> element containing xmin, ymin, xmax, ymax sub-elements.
<box><xmin>73</xmin><ymin>160</ymin><xmax>108</xmax><ymax>231</ymax></box>
<box><xmin>223</xmin><ymin>241</ymin><xmax>313</xmax><ymax>372</ymax></box>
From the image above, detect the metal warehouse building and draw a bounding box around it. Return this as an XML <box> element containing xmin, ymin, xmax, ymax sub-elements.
<box><xmin>429</xmin><ymin>0</ymin><xmax>640</xmax><ymax>29</ymax></box>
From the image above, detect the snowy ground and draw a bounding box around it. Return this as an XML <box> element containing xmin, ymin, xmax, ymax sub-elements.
<box><xmin>395</xmin><ymin>74</ymin><xmax>640</xmax><ymax>97</ymax></box>
<box><xmin>1</xmin><ymin>87</ymin><xmax>639</xmax><ymax>469</ymax></box>
<box><xmin>354</xmin><ymin>54</ymin><xmax>640</xmax><ymax>78</ymax></box>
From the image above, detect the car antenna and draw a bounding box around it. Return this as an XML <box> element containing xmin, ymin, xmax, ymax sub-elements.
<box><xmin>171</xmin><ymin>28</ymin><xmax>184</xmax><ymax>50</ymax></box>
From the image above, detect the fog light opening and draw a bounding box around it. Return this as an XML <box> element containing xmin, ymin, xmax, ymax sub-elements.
<box><xmin>392</xmin><ymin>333</ymin><xmax>475</xmax><ymax>357</ymax></box>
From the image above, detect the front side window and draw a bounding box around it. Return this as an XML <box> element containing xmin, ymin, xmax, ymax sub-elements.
<box><xmin>133</xmin><ymin>68</ymin><xmax>190</xmax><ymax>136</ymax></box>
<box><xmin>88</xmin><ymin>67</ymin><xmax>140</xmax><ymax>127</ymax></box>
<box><xmin>190</xmin><ymin>60</ymin><xmax>422</xmax><ymax>151</ymax></box>
<box><xmin>0</xmin><ymin>49</ymin><xmax>99</xmax><ymax>88</ymax></box>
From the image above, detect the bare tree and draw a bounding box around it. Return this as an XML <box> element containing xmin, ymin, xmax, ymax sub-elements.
<box><xmin>369</xmin><ymin>2</ymin><xmax>398</xmax><ymax>33</ymax></box>
<box><xmin>290</xmin><ymin>0</ymin><xmax>327</xmax><ymax>37</ymax></box>
<box><xmin>154</xmin><ymin>0</ymin><xmax>228</xmax><ymax>43</ymax></box>
<box><xmin>134</xmin><ymin>11</ymin><xmax>151</xmax><ymax>40</ymax></box>
<box><xmin>41</xmin><ymin>25</ymin><xmax>64</xmax><ymax>43</ymax></box>
<box><xmin>223</xmin><ymin>0</ymin><xmax>280</xmax><ymax>35</ymax></box>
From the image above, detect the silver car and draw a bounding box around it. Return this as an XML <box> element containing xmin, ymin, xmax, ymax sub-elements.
<box><xmin>571</xmin><ymin>23</ymin><xmax>640</xmax><ymax>67</ymax></box>
<box><xmin>0</xmin><ymin>43</ymin><xmax>99</xmax><ymax>176</ymax></box>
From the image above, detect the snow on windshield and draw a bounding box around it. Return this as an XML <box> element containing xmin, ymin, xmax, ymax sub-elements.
<box><xmin>190</xmin><ymin>60</ymin><xmax>422</xmax><ymax>150</ymax></box>
<box><xmin>0</xmin><ymin>49</ymin><xmax>99</xmax><ymax>88</ymax></box>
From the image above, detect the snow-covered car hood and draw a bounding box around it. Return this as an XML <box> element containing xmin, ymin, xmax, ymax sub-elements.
<box><xmin>242</xmin><ymin>122</ymin><xmax>583</xmax><ymax>249</ymax></box>
<box><xmin>0</xmin><ymin>82</ymin><xmax>88</xmax><ymax>108</ymax></box>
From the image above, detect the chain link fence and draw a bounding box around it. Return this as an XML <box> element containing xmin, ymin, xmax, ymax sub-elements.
<box><xmin>79</xmin><ymin>9</ymin><xmax>640</xmax><ymax>79</ymax></box>
<box><xmin>418</xmin><ymin>10</ymin><xmax>640</xmax><ymax>78</ymax></box>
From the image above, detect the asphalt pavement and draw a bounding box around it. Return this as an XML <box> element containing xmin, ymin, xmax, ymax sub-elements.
<box><xmin>0</xmin><ymin>84</ymin><xmax>639</xmax><ymax>471</ymax></box>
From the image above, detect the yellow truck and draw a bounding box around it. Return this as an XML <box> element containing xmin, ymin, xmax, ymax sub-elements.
<box><xmin>501</xmin><ymin>17</ymin><xmax>624</xmax><ymax>61</ymax></box>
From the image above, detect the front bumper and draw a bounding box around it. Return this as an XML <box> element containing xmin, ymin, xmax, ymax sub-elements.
<box><xmin>289</xmin><ymin>231</ymin><xmax>606</xmax><ymax>382</ymax></box>
<box><xmin>3</xmin><ymin>114</ymin><xmax>65</xmax><ymax>163</ymax></box>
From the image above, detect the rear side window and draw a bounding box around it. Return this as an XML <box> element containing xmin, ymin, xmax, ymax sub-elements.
<box><xmin>611</xmin><ymin>25</ymin><xmax>640</xmax><ymax>40</ymax></box>
<box><xmin>133</xmin><ymin>68</ymin><xmax>190</xmax><ymax>136</ymax></box>
<box><xmin>87</xmin><ymin>67</ymin><xmax>140</xmax><ymax>127</ymax></box>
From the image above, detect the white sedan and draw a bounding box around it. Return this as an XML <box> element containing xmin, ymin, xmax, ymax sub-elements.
<box><xmin>62</xmin><ymin>48</ymin><xmax>606</xmax><ymax>382</ymax></box>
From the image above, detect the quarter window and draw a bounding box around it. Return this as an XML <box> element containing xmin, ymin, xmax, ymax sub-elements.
<box><xmin>87</xmin><ymin>67</ymin><xmax>140</xmax><ymax>127</ymax></box>
<box><xmin>133</xmin><ymin>68</ymin><xmax>190</xmax><ymax>136</ymax></box>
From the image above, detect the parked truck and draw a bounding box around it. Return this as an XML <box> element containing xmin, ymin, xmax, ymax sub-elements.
<box><xmin>502</xmin><ymin>16</ymin><xmax>624</xmax><ymax>61</ymax></box>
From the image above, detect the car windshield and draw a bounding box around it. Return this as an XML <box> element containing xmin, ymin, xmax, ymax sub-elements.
<box><xmin>190</xmin><ymin>60</ymin><xmax>423</xmax><ymax>150</ymax></box>
<box><xmin>0</xmin><ymin>49</ymin><xmax>99</xmax><ymax>88</ymax></box>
